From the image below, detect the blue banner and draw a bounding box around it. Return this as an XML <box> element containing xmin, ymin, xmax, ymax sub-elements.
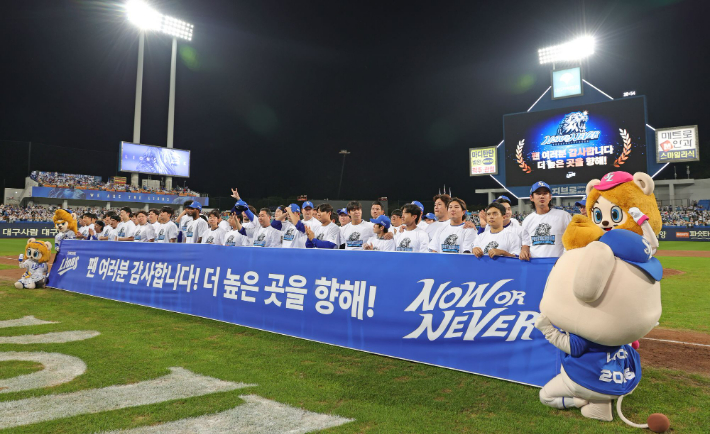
<box><xmin>48</xmin><ymin>241</ymin><xmax>560</xmax><ymax>387</ymax></box>
<box><xmin>31</xmin><ymin>187</ymin><xmax>208</xmax><ymax>206</ymax></box>
<box><xmin>0</xmin><ymin>222</ymin><xmax>57</xmax><ymax>238</ymax></box>
<box><xmin>659</xmin><ymin>226</ymin><xmax>710</xmax><ymax>241</ymax></box>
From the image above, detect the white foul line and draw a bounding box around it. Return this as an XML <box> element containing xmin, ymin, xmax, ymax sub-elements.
<box><xmin>641</xmin><ymin>337</ymin><xmax>710</xmax><ymax>348</ymax></box>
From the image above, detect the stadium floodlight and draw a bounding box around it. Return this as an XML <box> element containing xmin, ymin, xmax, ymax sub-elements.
<box><xmin>538</xmin><ymin>36</ymin><xmax>595</xmax><ymax>65</ymax></box>
<box><xmin>126</xmin><ymin>1</ymin><xmax>193</xmax><ymax>41</ymax></box>
<box><xmin>125</xmin><ymin>0</ymin><xmax>193</xmax><ymax>190</ymax></box>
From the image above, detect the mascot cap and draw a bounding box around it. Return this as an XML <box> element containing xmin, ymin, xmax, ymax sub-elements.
<box><xmin>425</xmin><ymin>212</ymin><xmax>436</xmax><ymax>220</ymax></box>
<box><xmin>302</xmin><ymin>201</ymin><xmax>314</xmax><ymax>209</ymax></box>
<box><xmin>594</xmin><ymin>171</ymin><xmax>634</xmax><ymax>191</ymax></box>
<box><xmin>530</xmin><ymin>181</ymin><xmax>551</xmax><ymax>194</ymax></box>
<box><xmin>371</xmin><ymin>215</ymin><xmax>391</xmax><ymax>229</ymax></box>
<box><xmin>337</xmin><ymin>208</ymin><xmax>348</xmax><ymax>216</ymax></box>
<box><xmin>289</xmin><ymin>203</ymin><xmax>300</xmax><ymax>213</ymax></box>
<box><xmin>412</xmin><ymin>201</ymin><xmax>424</xmax><ymax>212</ymax></box>
<box><xmin>599</xmin><ymin>229</ymin><xmax>663</xmax><ymax>281</ymax></box>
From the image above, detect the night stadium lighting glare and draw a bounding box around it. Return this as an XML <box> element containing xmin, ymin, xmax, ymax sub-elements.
<box><xmin>538</xmin><ymin>35</ymin><xmax>595</xmax><ymax>64</ymax></box>
<box><xmin>126</xmin><ymin>1</ymin><xmax>193</xmax><ymax>41</ymax></box>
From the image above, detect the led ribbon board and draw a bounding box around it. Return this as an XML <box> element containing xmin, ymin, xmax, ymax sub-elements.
<box><xmin>503</xmin><ymin>97</ymin><xmax>648</xmax><ymax>192</ymax></box>
<box><xmin>119</xmin><ymin>142</ymin><xmax>191</xmax><ymax>178</ymax></box>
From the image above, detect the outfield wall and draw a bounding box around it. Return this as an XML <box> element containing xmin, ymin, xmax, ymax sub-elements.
<box><xmin>49</xmin><ymin>240</ymin><xmax>561</xmax><ymax>387</ymax></box>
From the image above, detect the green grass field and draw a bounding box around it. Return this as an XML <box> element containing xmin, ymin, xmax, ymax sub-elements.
<box><xmin>659</xmin><ymin>241</ymin><xmax>710</xmax><ymax>251</ymax></box>
<box><xmin>0</xmin><ymin>239</ymin><xmax>708</xmax><ymax>433</ymax></box>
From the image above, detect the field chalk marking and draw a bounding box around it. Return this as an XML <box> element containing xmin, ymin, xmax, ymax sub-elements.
<box><xmin>0</xmin><ymin>367</ymin><xmax>254</xmax><ymax>429</ymax></box>
<box><xmin>0</xmin><ymin>352</ymin><xmax>86</xmax><ymax>394</ymax></box>
<box><xmin>0</xmin><ymin>331</ymin><xmax>100</xmax><ymax>345</ymax></box>
<box><xmin>101</xmin><ymin>394</ymin><xmax>353</xmax><ymax>434</ymax></box>
<box><xmin>641</xmin><ymin>337</ymin><xmax>710</xmax><ymax>348</ymax></box>
<box><xmin>0</xmin><ymin>316</ymin><xmax>57</xmax><ymax>329</ymax></box>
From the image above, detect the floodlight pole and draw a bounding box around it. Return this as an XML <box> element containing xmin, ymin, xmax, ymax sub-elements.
<box><xmin>131</xmin><ymin>31</ymin><xmax>145</xmax><ymax>187</ymax></box>
<box><xmin>165</xmin><ymin>36</ymin><xmax>177</xmax><ymax>191</ymax></box>
<box><xmin>337</xmin><ymin>150</ymin><xmax>350</xmax><ymax>199</ymax></box>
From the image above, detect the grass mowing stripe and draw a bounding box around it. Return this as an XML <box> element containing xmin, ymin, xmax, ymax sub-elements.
<box><xmin>656</xmin><ymin>256</ymin><xmax>710</xmax><ymax>333</ymax></box>
<box><xmin>658</xmin><ymin>240</ymin><xmax>710</xmax><ymax>251</ymax></box>
<box><xmin>0</xmin><ymin>283</ymin><xmax>709</xmax><ymax>433</ymax></box>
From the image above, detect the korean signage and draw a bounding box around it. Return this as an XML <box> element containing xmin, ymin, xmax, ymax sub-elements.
<box><xmin>469</xmin><ymin>147</ymin><xmax>498</xmax><ymax>176</ymax></box>
<box><xmin>0</xmin><ymin>223</ymin><xmax>57</xmax><ymax>238</ymax></box>
<box><xmin>49</xmin><ymin>241</ymin><xmax>560</xmax><ymax>387</ymax></box>
<box><xmin>658</xmin><ymin>226</ymin><xmax>710</xmax><ymax>242</ymax></box>
<box><xmin>656</xmin><ymin>125</ymin><xmax>699</xmax><ymax>163</ymax></box>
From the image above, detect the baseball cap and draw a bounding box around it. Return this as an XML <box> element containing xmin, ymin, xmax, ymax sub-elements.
<box><xmin>302</xmin><ymin>201</ymin><xmax>314</xmax><ymax>209</ymax></box>
<box><xmin>599</xmin><ymin>229</ymin><xmax>663</xmax><ymax>281</ymax></box>
<box><xmin>187</xmin><ymin>201</ymin><xmax>202</xmax><ymax>211</ymax></box>
<box><xmin>371</xmin><ymin>215</ymin><xmax>391</xmax><ymax>229</ymax></box>
<box><xmin>530</xmin><ymin>181</ymin><xmax>551</xmax><ymax>195</ymax></box>
<box><xmin>337</xmin><ymin>208</ymin><xmax>348</xmax><ymax>216</ymax></box>
<box><xmin>232</xmin><ymin>199</ymin><xmax>248</xmax><ymax>214</ymax></box>
<box><xmin>289</xmin><ymin>203</ymin><xmax>301</xmax><ymax>213</ymax></box>
<box><xmin>496</xmin><ymin>195</ymin><xmax>512</xmax><ymax>202</ymax></box>
<box><xmin>412</xmin><ymin>201</ymin><xmax>424</xmax><ymax>212</ymax></box>
<box><xmin>595</xmin><ymin>171</ymin><xmax>634</xmax><ymax>191</ymax></box>
<box><xmin>424</xmin><ymin>212</ymin><xmax>436</xmax><ymax>220</ymax></box>
<box><xmin>574</xmin><ymin>195</ymin><xmax>587</xmax><ymax>208</ymax></box>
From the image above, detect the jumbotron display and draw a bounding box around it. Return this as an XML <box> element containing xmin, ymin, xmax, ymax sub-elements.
<box><xmin>119</xmin><ymin>142</ymin><xmax>191</xmax><ymax>178</ymax></box>
<box><xmin>503</xmin><ymin>97</ymin><xmax>649</xmax><ymax>188</ymax></box>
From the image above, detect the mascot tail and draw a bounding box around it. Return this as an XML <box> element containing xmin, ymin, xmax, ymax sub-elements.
<box><xmin>616</xmin><ymin>395</ymin><xmax>670</xmax><ymax>433</ymax></box>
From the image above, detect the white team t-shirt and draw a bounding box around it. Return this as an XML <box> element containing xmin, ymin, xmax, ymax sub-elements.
<box><xmin>417</xmin><ymin>220</ymin><xmax>429</xmax><ymax>231</ymax></box>
<box><xmin>184</xmin><ymin>218</ymin><xmax>209</xmax><ymax>244</ymax></box>
<box><xmin>178</xmin><ymin>215</ymin><xmax>192</xmax><ymax>236</ymax></box>
<box><xmin>280</xmin><ymin>221</ymin><xmax>307</xmax><ymax>249</ymax></box>
<box><xmin>303</xmin><ymin>217</ymin><xmax>321</xmax><ymax>231</ymax></box>
<box><xmin>154</xmin><ymin>222</ymin><xmax>178</xmax><ymax>243</ymax></box>
<box><xmin>312</xmin><ymin>222</ymin><xmax>341</xmax><ymax>246</ymax></box>
<box><xmin>201</xmin><ymin>227</ymin><xmax>226</xmax><ymax>245</ymax></box>
<box><xmin>252</xmin><ymin>225</ymin><xmax>282</xmax><ymax>248</ymax></box>
<box><xmin>133</xmin><ymin>223</ymin><xmax>156</xmax><ymax>242</ymax></box>
<box><xmin>79</xmin><ymin>223</ymin><xmax>95</xmax><ymax>238</ymax></box>
<box><xmin>222</xmin><ymin>229</ymin><xmax>249</xmax><ymax>247</ymax></box>
<box><xmin>340</xmin><ymin>221</ymin><xmax>374</xmax><ymax>250</ymax></box>
<box><xmin>472</xmin><ymin>228</ymin><xmax>522</xmax><ymax>256</ymax></box>
<box><xmin>218</xmin><ymin>220</ymin><xmax>231</xmax><ymax>233</ymax></box>
<box><xmin>365</xmin><ymin>236</ymin><xmax>395</xmax><ymax>251</ymax></box>
<box><xmin>106</xmin><ymin>227</ymin><xmax>118</xmax><ymax>241</ymax></box>
<box><xmin>151</xmin><ymin>221</ymin><xmax>161</xmax><ymax>235</ymax></box>
<box><xmin>425</xmin><ymin>219</ymin><xmax>449</xmax><ymax>239</ymax></box>
<box><xmin>116</xmin><ymin>220</ymin><xmax>136</xmax><ymax>240</ymax></box>
<box><xmin>429</xmin><ymin>223</ymin><xmax>477</xmax><ymax>254</ymax></box>
<box><xmin>99</xmin><ymin>224</ymin><xmax>112</xmax><ymax>239</ymax></box>
<box><xmin>521</xmin><ymin>208</ymin><xmax>572</xmax><ymax>258</ymax></box>
<box><xmin>395</xmin><ymin>227</ymin><xmax>430</xmax><ymax>252</ymax></box>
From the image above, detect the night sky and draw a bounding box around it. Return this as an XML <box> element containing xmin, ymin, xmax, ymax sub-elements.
<box><xmin>1</xmin><ymin>0</ymin><xmax>708</xmax><ymax>206</ymax></box>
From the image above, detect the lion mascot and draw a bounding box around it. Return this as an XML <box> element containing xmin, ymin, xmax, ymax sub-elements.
<box><xmin>535</xmin><ymin>171</ymin><xmax>669</xmax><ymax>432</ymax></box>
<box><xmin>52</xmin><ymin>209</ymin><xmax>78</xmax><ymax>254</ymax></box>
<box><xmin>15</xmin><ymin>238</ymin><xmax>52</xmax><ymax>289</ymax></box>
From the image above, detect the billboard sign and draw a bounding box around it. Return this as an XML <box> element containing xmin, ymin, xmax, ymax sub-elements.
<box><xmin>655</xmin><ymin>125</ymin><xmax>699</xmax><ymax>163</ymax></box>
<box><xmin>503</xmin><ymin>97</ymin><xmax>648</xmax><ymax>194</ymax></box>
<box><xmin>469</xmin><ymin>147</ymin><xmax>498</xmax><ymax>176</ymax></box>
<box><xmin>119</xmin><ymin>142</ymin><xmax>191</xmax><ymax>178</ymax></box>
<box><xmin>31</xmin><ymin>187</ymin><xmax>208</xmax><ymax>206</ymax></box>
<box><xmin>551</xmin><ymin>67</ymin><xmax>583</xmax><ymax>100</ymax></box>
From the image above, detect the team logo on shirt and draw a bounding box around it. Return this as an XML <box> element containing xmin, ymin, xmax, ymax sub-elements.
<box><xmin>346</xmin><ymin>232</ymin><xmax>363</xmax><ymax>248</ymax></box>
<box><xmin>134</xmin><ymin>230</ymin><xmax>141</xmax><ymax>240</ymax></box>
<box><xmin>284</xmin><ymin>228</ymin><xmax>295</xmax><ymax>241</ymax></box>
<box><xmin>118</xmin><ymin>228</ymin><xmax>126</xmax><ymax>237</ymax></box>
<box><xmin>396</xmin><ymin>238</ymin><xmax>412</xmax><ymax>252</ymax></box>
<box><xmin>483</xmin><ymin>241</ymin><xmax>499</xmax><ymax>255</ymax></box>
<box><xmin>254</xmin><ymin>234</ymin><xmax>266</xmax><ymax>247</ymax></box>
<box><xmin>441</xmin><ymin>234</ymin><xmax>460</xmax><ymax>253</ymax></box>
<box><xmin>316</xmin><ymin>234</ymin><xmax>325</xmax><ymax>241</ymax></box>
<box><xmin>157</xmin><ymin>229</ymin><xmax>165</xmax><ymax>240</ymax></box>
<box><xmin>205</xmin><ymin>236</ymin><xmax>214</xmax><ymax>244</ymax></box>
<box><xmin>531</xmin><ymin>223</ymin><xmax>555</xmax><ymax>245</ymax></box>
<box><xmin>225</xmin><ymin>235</ymin><xmax>235</xmax><ymax>246</ymax></box>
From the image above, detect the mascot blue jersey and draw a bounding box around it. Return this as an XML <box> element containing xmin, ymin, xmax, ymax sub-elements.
<box><xmin>561</xmin><ymin>334</ymin><xmax>641</xmax><ymax>396</ymax></box>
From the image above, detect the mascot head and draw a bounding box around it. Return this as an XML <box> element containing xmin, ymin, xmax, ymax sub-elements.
<box><xmin>586</xmin><ymin>171</ymin><xmax>662</xmax><ymax>237</ymax></box>
<box><xmin>25</xmin><ymin>238</ymin><xmax>52</xmax><ymax>264</ymax></box>
<box><xmin>53</xmin><ymin>209</ymin><xmax>78</xmax><ymax>235</ymax></box>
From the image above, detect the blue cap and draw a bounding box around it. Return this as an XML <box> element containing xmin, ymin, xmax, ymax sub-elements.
<box><xmin>574</xmin><ymin>195</ymin><xmax>587</xmax><ymax>207</ymax></box>
<box><xmin>289</xmin><ymin>203</ymin><xmax>300</xmax><ymax>213</ymax></box>
<box><xmin>187</xmin><ymin>201</ymin><xmax>202</xmax><ymax>211</ymax></box>
<box><xmin>371</xmin><ymin>215</ymin><xmax>391</xmax><ymax>229</ymax></box>
<box><xmin>530</xmin><ymin>181</ymin><xmax>551</xmax><ymax>195</ymax></box>
<box><xmin>599</xmin><ymin>230</ymin><xmax>663</xmax><ymax>281</ymax></box>
<box><xmin>232</xmin><ymin>199</ymin><xmax>248</xmax><ymax>214</ymax></box>
<box><xmin>412</xmin><ymin>201</ymin><xmax>424</xmax><ymax>212</ymax></box>
<box><xmin>302</xmin><ymin>201</ymin><xmax>314</xmax><ymax>209</ymax></box>
<box><xmin>496</xmin><ymin>195</ymin><xmax>512</xmax><ymax>202</ymax></box>
<box><xmin>337</xmin><ymin>208</ymin><xmax>348</xmax><ymax>216</ymax></box>
<box><xmin>424</xmin><ymin>212</ymin><xmax>436</xmax><ymax>220</ymax></box>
